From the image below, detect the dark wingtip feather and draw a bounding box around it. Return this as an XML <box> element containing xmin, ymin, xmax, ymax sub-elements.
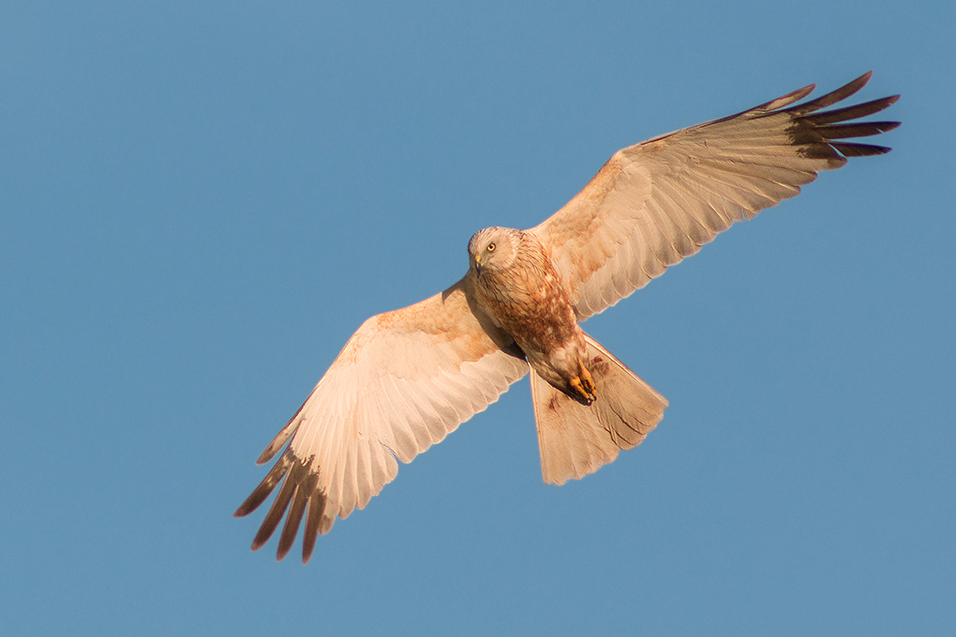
<box><xmin>234</xmin><ymin>454</ymin><xmax>292</xmax><ymax>518</ymax></box>
<box><xmin>276</xmin><ymin>487</ymin><xmax>309</xmax><ymax>561</ymax></box>
<box><xmin>832</xmin><ymin>141</ymin><xmax>893</xmax><ymax>157</ymax></box>
<box><xmin>756</xmin><ymin>83</ymin><xmax>816</xmax><ymax>111</ymax></box>
<box><xmin>786</xmin><ymin>71</ymin><xmax>874</xmax><ymax>114</ymax></box>
<box><xmin>817</xmin><ymin>121</ymin><xmax>901</xmax><ymax>139</ymax></box>
<box><xmin>783</xmin><ymin>72</ymin><xmax>898</xmax><ymax>164</ymax></box>
<box><xmin>250</xmin><ymin>469</ymin><xmax>298</xmax><ymax>551</ymax></box>
<box><xmin>803</xmin><ymin>95</ymin><xmax>900</xmax><ymax>125</ymax></box>
<box><xmin>237</xmin><ymin>453</ymin><xmax>326</xmax><ymax>560</ymax></box>
<box><xmin>302</xmin><ymin>489</ymin><xmax>327</xmax><ymax>564</ymax></box>
<box><xmin>256</xmin><ymin>409</ymin><xmax>305</xmax><ymax>465</ymax></box>
<box><xmin>275</xmin><ymin>466</ymin><xmax>318</xmax><ymax>561</ymax></box>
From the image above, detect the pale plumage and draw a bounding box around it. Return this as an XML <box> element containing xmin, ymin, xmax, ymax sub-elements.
<box><xmin>236</xmin><ymin>72</ymin><xmax>899</xmax><ymax>563</ymax></box>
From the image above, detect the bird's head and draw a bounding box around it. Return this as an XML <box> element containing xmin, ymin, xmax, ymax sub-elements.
<box><xmin>468</xmin><ymin>226</ymin><xmax>521</xmax><ymax>274</ymax></box>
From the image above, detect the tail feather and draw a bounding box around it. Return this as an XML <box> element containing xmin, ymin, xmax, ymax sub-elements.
<box><xmin>531</xmin><ymin>334</ymin><xmax>668</xmax><ymax>485</ymax></box>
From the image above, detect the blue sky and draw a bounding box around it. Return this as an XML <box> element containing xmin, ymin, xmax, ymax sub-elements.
<box><xmin>2</xmin><ymin>1</ymin><xmax>954</xmax><ymax>634</ymax></box>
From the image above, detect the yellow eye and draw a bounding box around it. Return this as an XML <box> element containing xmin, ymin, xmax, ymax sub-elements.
<box><xmin>487</xmin><ymin>243</ymin><xmax>496</xmax><ymax>252</ymax></box>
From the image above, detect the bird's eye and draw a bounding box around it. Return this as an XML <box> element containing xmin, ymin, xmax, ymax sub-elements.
<box><xmin>487</xmin><ymin>243</ymin><xmax>496</xmax><ymax>252</ymax></box>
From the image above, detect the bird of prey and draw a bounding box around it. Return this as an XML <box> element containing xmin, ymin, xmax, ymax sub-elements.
<box><xmin>235</xmin><ymin>72</ymin><xmax>899</xmax><ymax>563</ymax></box>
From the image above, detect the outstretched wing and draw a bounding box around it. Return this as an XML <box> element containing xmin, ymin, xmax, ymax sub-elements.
<box><xmin>531</xmin><ymin>72</ymin><xmax>900</xmax><ymax>319</ymax></box>
<box><xmin>235</xmin><ymin>278</ymin><xmax>529</xmax><ymax>563</ymax></box>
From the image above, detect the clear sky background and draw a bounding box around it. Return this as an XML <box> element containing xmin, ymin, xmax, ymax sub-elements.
<box><xmin>2</xmin><ymin>1</ymin><xmax>954</xmax><ymax>635</ymax></box>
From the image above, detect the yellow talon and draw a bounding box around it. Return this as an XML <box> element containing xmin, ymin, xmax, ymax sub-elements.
<box><xmin>569</xmin><ymin>367</ymin><xmax>597</xmax><ymax>405</ymax></box>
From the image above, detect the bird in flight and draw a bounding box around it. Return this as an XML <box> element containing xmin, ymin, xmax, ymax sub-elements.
<box><xmin>236</xmin><ymin>72</ymin><xmax>899</xmax><ymax>563</ymax></box>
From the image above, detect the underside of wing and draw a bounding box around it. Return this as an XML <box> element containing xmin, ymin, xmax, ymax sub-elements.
<box><xmin>531</xmin><ymin>72</ymin><xmax>900</xmax><ymax>319</ymax></box>
<box><xmin>234</xmin><ymin>278</ymin><xmax>529</xmax><ymax>563</ymax></box>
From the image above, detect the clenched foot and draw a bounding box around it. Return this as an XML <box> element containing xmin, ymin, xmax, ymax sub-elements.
<box><xmin>568</xmin><ymin>365</ymin><xmax>597</xmax><ymax>405</ymax></box>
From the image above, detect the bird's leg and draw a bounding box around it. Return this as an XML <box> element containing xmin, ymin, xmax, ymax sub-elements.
<box><xmin>568</xmin><ymin>361</ymin><xmax>597</xmax><ymax>405</ymax></box>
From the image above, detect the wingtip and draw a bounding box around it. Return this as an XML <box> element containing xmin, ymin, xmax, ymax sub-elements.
<box><xmin>256</xmin><ymin>422</ymin><xmax>299</xmax><ymax>465</ymax></box>
<box><xmin>847</xmin><ymin>70</ymin><xmax>874</xmax><ymax>95</ymax></box>
<box><xmin>234</xmin><ymin>492</ymin><xmax>264</xmax><ymax>519</ymax></box>
<box><xmin>758</xmin><ymin>83</ymin><xmax>816</xmax><ymax>111</ymax></box>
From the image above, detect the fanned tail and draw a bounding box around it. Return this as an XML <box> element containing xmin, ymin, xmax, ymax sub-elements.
<box><xmin>531</xmin><ymin>334</ymin><xmax>668</xmax><ymax>485</ymax></box>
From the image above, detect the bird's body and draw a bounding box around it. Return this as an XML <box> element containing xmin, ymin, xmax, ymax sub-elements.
<box><xmin>467</xmin><ymin>227</ymin><xmax>594</xmax><ymax>404</ymax></box>
<box><xmin>236</xmin><ymin>72</ymin><xmax>900</xmax><ymax>563</ymax></box>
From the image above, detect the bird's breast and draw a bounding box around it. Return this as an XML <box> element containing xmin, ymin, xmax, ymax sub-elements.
<box><xmin>472</xmin><ymin>261</ymin><xmax>580</xmax><ymax>357</ymax></box>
